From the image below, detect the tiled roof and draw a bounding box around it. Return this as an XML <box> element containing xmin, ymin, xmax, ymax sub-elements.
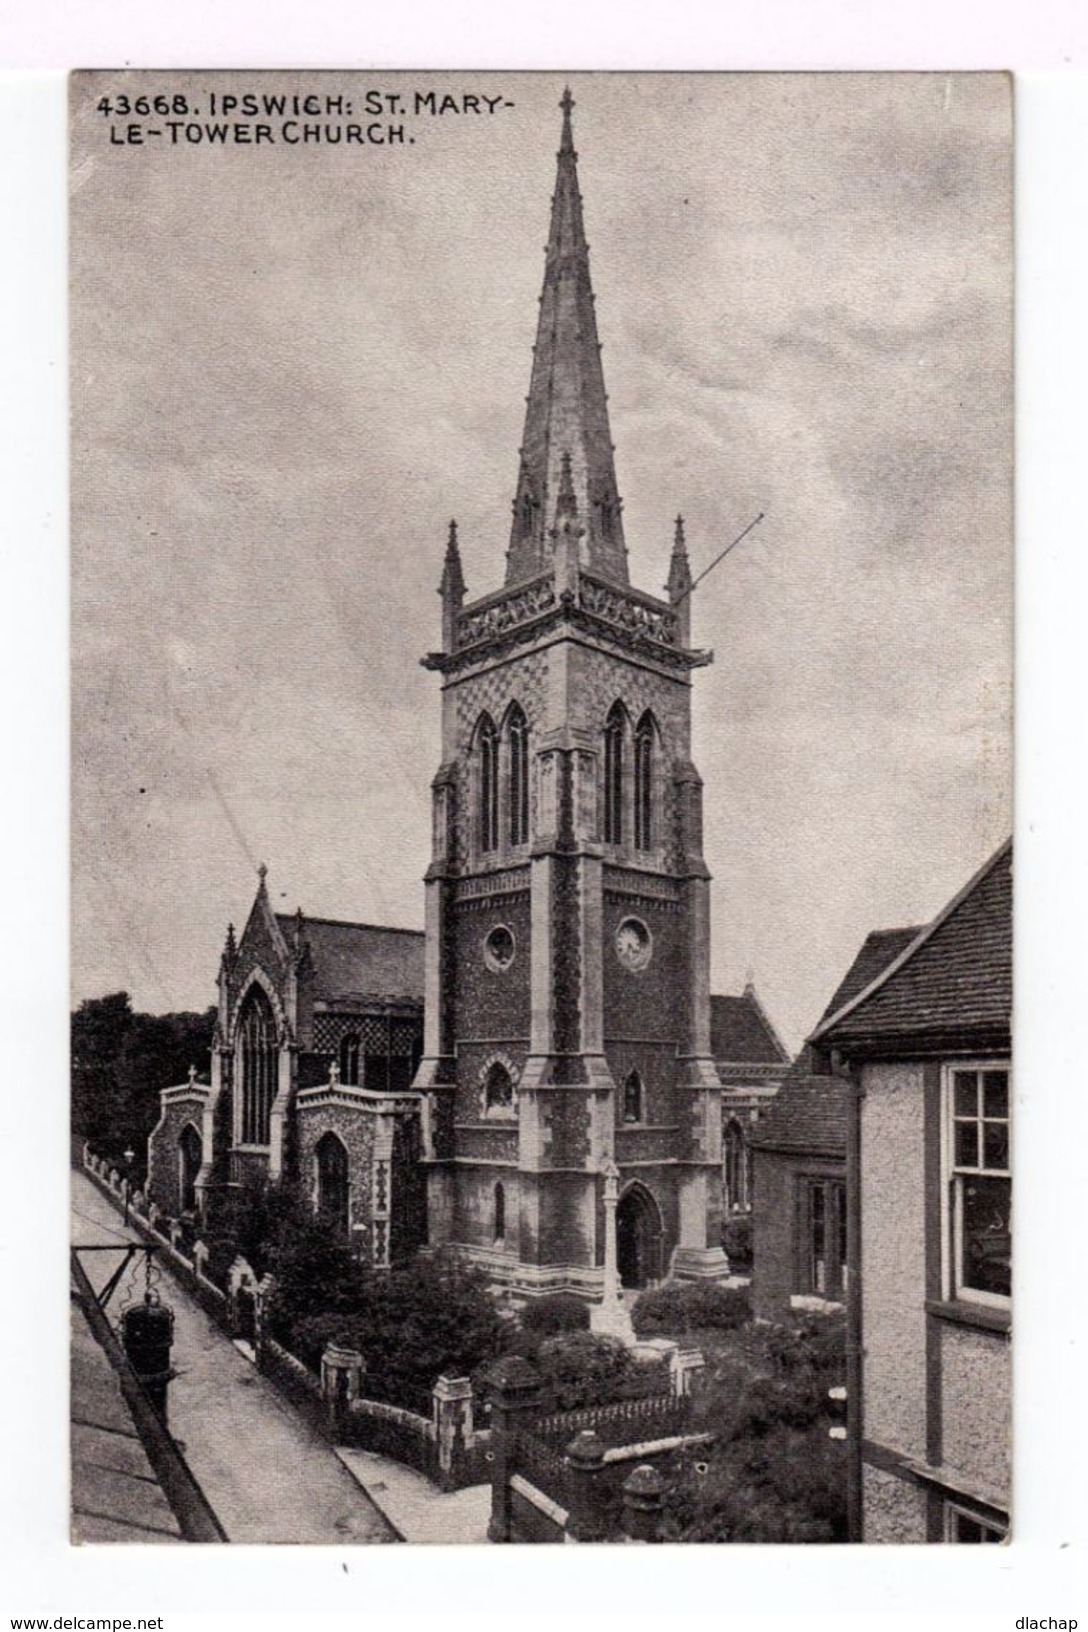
<box><xmin>814</xmin><ymin>926</ymin><xmax>925</xmax><ymax>1031</ymax></box>
<box><xmin>812</xmin><ymin>840</ymin><xmax>1012</xmax><ymax>1050</ymax></box>
<box><xmin>749</xmin><ymin>1074</ymin><xmax>847</xmax><ymax>1158</ymax></box>
<box><xmin>710</xmin><ymin>989</ymin><xmax>790</xmax><ymax>1066</ymax></box>
<box><xmin>276</xmin><ymin>915</ymin><xmax>424</xmax><ymax>1003</ymax></box>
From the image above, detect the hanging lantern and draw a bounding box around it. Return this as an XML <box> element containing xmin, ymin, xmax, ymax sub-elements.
<box><xmin>121</xmin><ymin>1290</ymin><xmax>176</xmax><ymax>1421</ymax></box>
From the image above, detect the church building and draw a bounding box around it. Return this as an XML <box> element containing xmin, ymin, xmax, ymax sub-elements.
<box><xmin>412</xmin><ymin>90</ymin><xmax>732</xmax><ymax>1297</ymax></box>
<box><xmin>148</xmin><ymin>92</ymin><xmax>775</xmax><ymax>1301</ymax></box>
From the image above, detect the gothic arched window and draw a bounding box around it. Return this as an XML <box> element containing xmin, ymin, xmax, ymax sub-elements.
<box><xmin>494</xmin><ymin>1181</ymin><xmax>506</xmax><ymax>1243</ymax></box>
<box><xmin>724</xmin><ymin>1119</ymin><xmax>750</xmax><ymax>1213</ymax></box>
<box><xmin>178</xmin><ymin>1123</ymin><xmax>203</xmax><ymax>1214</ymax></box>
<box><xmin>484</xmin><ymin>1061</ymin><xmax>515</xmax><ymax>1116</ymax></box>
<box><xmin>339</xmin><ymin>1032</ymin><xmax>361</xmax><ymax>1086</ymax></box>
<box><xmin>237</xmin><ymin>985</ymin><xmax>277</xmax><ymax>1146</ymax></box>
<box><xmin>623</xmin><ymin>1070</ymin><xmax>643</xmax><ymax>1125</ymax></box>
<box><xmin>315</xmin><ymin>1131</ymin><xmax>350</xmax><ymax>1235</ymax></box>
<box><xmin>508</xmin><ymin>705</ymin><xmax>529</xmax><ymax>847</ymax></box>
<box><xmin>478</xmin><ymin>713</ymin><xmax>499</xmax><ymax>854</ymax></box>
<box><xmin>634</xmin><ymin>712</ymin><xmax>655</xmax><ymax>851</ymax></box>
<box><xmin>603</xmin><ymin>703</ymin><xmax>626</xmax><ymax>845</ymax></box>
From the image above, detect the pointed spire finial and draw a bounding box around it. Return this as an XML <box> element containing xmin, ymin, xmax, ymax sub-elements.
<box><xmin>257</xmin><ymin>862</ymin><xmax>268</xmax><ymax>887</ymax></box>
<box><xmin>439</xmin><ymin>516</ymin><xmax>466</xmax><ymax>651</ymax></box>
<box><xmin>188</xmin><ymin>1063</ymin><xmax>197</xmax><ymax>1084</ymax></box>
<box><xmin>559</xmin><ymin>86</ymin><xmax>575</xmax><ymax>151</ymax></box>
<box><xmin>667</xmin><ymin>513</ymin><xmax>693</xmax><ymax>644</ymax></box>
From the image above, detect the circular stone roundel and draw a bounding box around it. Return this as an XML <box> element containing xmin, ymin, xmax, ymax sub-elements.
<box><xmin>615</xmin><ymin>916</ymin><xmax>652</xmax><ymax>972</ymax></box>
<box><xmin>483</xmin><ymin>924</ymin><xmax>516</xmax><ymax>973</ymax></box>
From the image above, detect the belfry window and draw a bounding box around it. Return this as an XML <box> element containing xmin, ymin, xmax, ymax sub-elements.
<box><xmin>238</xmin><ymin>985</ymin><xmax>277</xmax><ymax>1146</ymax></box>
<box><xmin>604</xmin><ymin>703</ymin><xmax>625</xmax><ymax>845</ymax></box>
<box><xmin>508</xmin><ymin>705</ymin><xmax>530</xmax><ymax>847</ymax></box>
<box><xmin>634</xmin><ymin>712</ymin><xmax>654</xmax><ymax>851</ymax></box>
<box><xmin>484</xmin><ymin>1061</ymin><xmax>515</xmax><ymax>1117</ymax></box>
<box><xmin>478</xmin><ymin>714</ymin><xmax>499</xmax><ymax>854</ymax></box>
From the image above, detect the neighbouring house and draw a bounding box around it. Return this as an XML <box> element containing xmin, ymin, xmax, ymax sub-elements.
<box><xmin>710</xmin><ymin>985</ymin><xmax>791</xmax><ymax>1216</ymax></box>
<box><xmin>810</xmin><ymin>838</ymin><xmax>1012</xmax><ymax>1544</ymax></box>
<box><xmin>749</xmin><ymin>927</ymin><xmax>923</xmax><ymax>1324</ymax></box>
<box><xmin>147</xmin><ymin>868</ymin><xmax>427</xmax><ymax>1269</ymax></box>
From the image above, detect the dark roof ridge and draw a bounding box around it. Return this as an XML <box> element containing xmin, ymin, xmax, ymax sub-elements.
<box><xmin>276</xmin><ymin>913</ymin><xmax>424</xmax><ymax>937</ymax></box>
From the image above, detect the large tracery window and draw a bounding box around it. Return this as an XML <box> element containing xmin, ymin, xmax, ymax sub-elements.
<box><xmin>508</xmin><ymin>705</ymin><xmax>530</xmax><ymax>847</ymax></box>
<box><xmin>604</xmin><ymin>703</ymin><xmax>626</xmax><ymax>845</ymax></box>
<box><xmin>634</xmin><ymin>712</ymin><xmax>655</xmax><ymax>851</ymax></box>
<box><xmin>478</xmin><ymin>713</ymin><xmax>499</xmax><ymax>854</ymax></box>
<box><xmin>238</xmin><ymin>985</ymin><xmax>277</xmax><ymax>1146</ymax></box>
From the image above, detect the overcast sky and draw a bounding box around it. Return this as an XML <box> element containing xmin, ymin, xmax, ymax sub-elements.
<box><xmin>70</xmin><ymin>70</ymin><xmax>1012</xmax><ymax>1052</ymax></box>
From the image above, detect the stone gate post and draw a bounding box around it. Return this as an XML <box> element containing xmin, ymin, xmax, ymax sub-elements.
<box><xmin>564</xmin><ymin>1429</ymin><xmax>608</xmax><ymax>1542</ymax></box>
<box><xmin>432</xmin><ymin>1375</ymin><xmax>474</xmax><ymax>1492</ymax></box>
<box><xmin>321</xmin><ymin>1344</ymin><xmax>366</xmax><ymax>1441</ymax></box>
<box><xmin>621</xmin><ymin>1464</ymin><xmax>667</xmax><ymax>1542</ymax></box>
<box><xmin>482</xmin><ymin>1355</ymin><xmax>542</xmax><ymax>1543</ymax></box>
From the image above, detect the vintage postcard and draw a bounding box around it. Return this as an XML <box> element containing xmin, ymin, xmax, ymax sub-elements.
<box><xmin>69</xmin><ymin>70</ymin><xmax>1012</xmax><ymax>1546</ymax></box>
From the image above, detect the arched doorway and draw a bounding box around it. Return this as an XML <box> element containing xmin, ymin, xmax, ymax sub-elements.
<box><xmin>315</xmin><ymin>1132</ymin><xmax>350</xmax><ymax>1236</ymax></box>
<box><xmin>178</xmin><ymin>1122</ymin><xmax>203</xmax><ymax>1214</ymax></box>
<box><xmin>616</xmin><ymin>1183</ymin><xmax>664</xmax><ymax>1290</ymax></box>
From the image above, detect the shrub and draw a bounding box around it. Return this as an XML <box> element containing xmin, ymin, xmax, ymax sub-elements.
<box><xmin>631</xmin><ymin>1281</ymin><xmax>750</xmax><ymax>1337</ymax></box>
<box><xmin>534</xmin><ymin>1332</ymin><xmax>659</xmax><ymax>1410</ymax></box>
<box><xmin>282</xmin><ymin>1250</ymin><xmax>505</xmax><ymax>1413</ymax></box>
<box><xmin>664</xmin><ymin>1307</ymin><xmax>848</xmax><ymax>1542</ymax></box>
<box><xmin>519</xmin><ymin>1293</ymin><xmax>591</xmax><ymax>1336</ymax></box>
<box><xmin>478</xmin><ymin>1330</ymin><xmax>667</xmax><ymax>1412</ymax></box>
<box><xmin>722</xmin><ymin>1213</ymin><xmax>753</xmax><ymax>1270</ymax></box>
<box><xmin>264</xmin><ymin>1215</ymin><xmax>367</xmax><ymax>1341</ymax></box>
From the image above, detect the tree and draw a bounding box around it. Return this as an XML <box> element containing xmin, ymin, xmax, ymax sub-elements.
<box><xmin>72</xmin><ymin>992</ymin><xmax>216</xmax><ymax>1170</ymax></box>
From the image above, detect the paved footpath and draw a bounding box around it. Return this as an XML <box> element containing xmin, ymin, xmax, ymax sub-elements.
<box><xmin>334</xmin><ymin>1448</ymin><xmax>490</xmax><ymax>1544</ymax></box>
<box><xmin>71</xmin><ymin>1170</ymin><xmax>395</xmax><ymax>1545</ymax></box>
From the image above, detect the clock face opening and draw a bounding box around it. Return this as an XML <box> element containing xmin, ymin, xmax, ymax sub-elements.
<box><xmin>615</xmin><ymin>916</ymin><xmax>652</xmax><ymax>972</ymax></box>
<box><xmin>483</xmin><ymin>924</ymin><xmax>516</xmax><ymax>973</ymax></box>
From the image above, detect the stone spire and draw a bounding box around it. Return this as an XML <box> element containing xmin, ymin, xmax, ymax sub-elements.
<box><xmin>506</xmin><ymin>88</ymin><xmax>627</xmax><ymax>588</ymax></box>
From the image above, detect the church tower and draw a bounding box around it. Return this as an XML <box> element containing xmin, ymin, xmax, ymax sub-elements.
<box><xmin>415</xmin><ymin>91</ymin><xmax>729</xmax><ymax>1297</ymax></box>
